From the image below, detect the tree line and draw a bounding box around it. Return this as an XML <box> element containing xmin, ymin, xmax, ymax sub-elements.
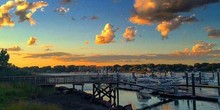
<box><xmin>1</xmin><ymin>49</ymin><xmax>220</xmax><ymax>76</ymax></box>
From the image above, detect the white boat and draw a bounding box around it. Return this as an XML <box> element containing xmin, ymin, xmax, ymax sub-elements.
<box><xmin>139</xmin><ymin>88</ymin><xmax>153</xmax><ymax>94</ymax></box>
<box><xmin>136</xmin><ymin>92</ymin><xmax>151</xmax><ymax>102</ymax></box>
<box><xmin>136</xmin><ymin>77</ymin><xmax>160</xmax><ymax>85</ymax></box>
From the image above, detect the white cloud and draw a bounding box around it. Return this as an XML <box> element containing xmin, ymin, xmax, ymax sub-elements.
<box><xmin>55</xmin><ymin>7</ymin><xmax>70</xmax><ymax>14</ymax></box>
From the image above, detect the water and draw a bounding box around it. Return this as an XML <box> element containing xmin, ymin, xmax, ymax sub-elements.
<box><xmin>55</xmin><ymin>83</ymin><xmax>220</xmax><ymax>110</ymax></box>
<box><xmin>50</xmin><ymin>72</ymin><xmax>220</xmax><ymax>110</ymax></box>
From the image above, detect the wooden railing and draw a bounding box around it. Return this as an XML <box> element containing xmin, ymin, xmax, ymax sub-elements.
<box><xmin>0</xmin><ymin>74</ymin><xmax>118</xmax><ymax>86</ymax></box>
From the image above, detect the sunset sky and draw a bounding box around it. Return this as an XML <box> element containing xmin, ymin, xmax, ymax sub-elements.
<box><xmin>1</xmin><ymin>0</ymin><xmax>220</xmax><ymax>67</ymax></box>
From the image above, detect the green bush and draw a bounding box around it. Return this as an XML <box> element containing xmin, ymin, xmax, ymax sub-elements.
<box><xmin>0</xmin><ymin>83</ymin><xmax>56</xmax><ymax>109</ymax></box>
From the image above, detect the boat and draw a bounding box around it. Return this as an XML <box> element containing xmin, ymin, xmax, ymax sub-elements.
<box><xmin>136</xmin><ymin>77</ymin><xmax>160</xmax><ymax>86</ymax></box>
<box><xmin>136</xmin><ymin>91</ymin><xmax>151</xmax><ymax>102</ymax></box>
<box><xmin>137</xmin><ymin>89</ymin><xmax>153</xmax><ymax>100</ymax></box>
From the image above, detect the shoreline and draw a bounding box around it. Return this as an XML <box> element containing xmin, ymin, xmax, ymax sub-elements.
<box><xmin>33</xmin><ymin>87</ymin><xmax>111</xmax><ymax>110</ymax></box>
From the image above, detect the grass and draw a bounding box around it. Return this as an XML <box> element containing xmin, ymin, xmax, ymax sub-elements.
<box><xmin>6</xmin><ymin>101</ymin><xmax>61</xmax><ymax>110</ymax></box>
<box><xmin>0</xmin><ymin>82</ymin><xmax>61</xmax><ymax>110</ymax></box>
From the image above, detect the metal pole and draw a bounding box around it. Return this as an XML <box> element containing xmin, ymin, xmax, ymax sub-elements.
<box><xmin>116</xmin><ymin>72</ymin><xmax>119</xmax><ymax>106</ymax></box>
<box><xmin>185</xmin><ymin>72</ymin><xmax>189</xmax><ymax>88</ymax></box>
<box><xmin>193</xmin><ymin>100</ymin><xmax>196</xmax><ymax>110</ymax></box>
<box><xmin>217</xmin><ymin>70</ymin><xmax>220</xmax><ymax>95</ymax></box>
<box><xmin>192</xmin><ymin>73</ymin><xmax>195</xmax><ymax>96</ymax></box>
<box><xmin>199</xmin><ymin>72</ymin><xmax>201</xmax><ymax>84</ymax></box>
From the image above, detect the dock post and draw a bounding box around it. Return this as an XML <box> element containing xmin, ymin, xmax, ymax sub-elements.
<box><xmin>212</xmin><ymin>71</ymin><xmax>215</xmax><ymax>79</ymax></box>
<box><xmin>192</xmin><ymin>73</ymin><xmax>195</xmax><ymax>96</ymax></box>
<box><xmin>217</xmin><ymin>70</ymin><xmax>220</xmax><ymax>95</ymax></box>
<box><xmin>116</xmin><ymin>72</ymin><xmax>119</xmax><ymax>106</ymax></box>
<box><xmin>199</xmin><ymin>71</ymin><xmax>202</xmax><ymax>84</ymax></box>
<box><xmin>81</xmin><ymin>84</ymin><xmax>84</xmax><ymax>91</ymax></box>
<box><xmin>193</xmin><ymin>100</ymin><xmax>196</xmax><ymax>110</ymax></box>
<box><xmin>174</xmin><ymin>100</ymin><xmax>179</xmax><ymax>106</ymax></box>
<box><xmin>185</xmin><ymin>72</ymin><xmax>189</xmax><ymax>89</ymax></box>
<box><xmin>72</xmin><ymin>84</ymin><xmax>75</xmax><ymax>89</ymax></box>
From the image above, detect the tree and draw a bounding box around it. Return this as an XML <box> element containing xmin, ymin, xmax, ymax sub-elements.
<box><xmin>0</xmin><ymin>49</ymin><xmax>9</xmax><ymax>67</ymax></box>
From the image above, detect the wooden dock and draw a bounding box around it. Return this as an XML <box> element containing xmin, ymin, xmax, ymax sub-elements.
<box><xmin>0</xmin><ymin>74</ymin><xmax>120</xmax><ymax>107</ymax></box>
<box><xmin>0</xmin><ymin>74</ymin><xmax>117</xmax><ymax>86</ymax></box>
<box><xmin>119</xmin><ymin>82</ymin><xmax>220</xmax><ymax>103</ymax></box>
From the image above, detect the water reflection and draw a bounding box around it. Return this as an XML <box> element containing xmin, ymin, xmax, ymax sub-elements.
<box><xmin>55</xmin><ymin>84</ymin><xmax>220</xmax><ymax>110</ymax></box>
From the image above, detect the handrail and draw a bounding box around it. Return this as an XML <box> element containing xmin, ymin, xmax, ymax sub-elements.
<box><xmin>0</xmin><ymin>74</ymin><xmax>118</xmax><ymax>85</ymax></box>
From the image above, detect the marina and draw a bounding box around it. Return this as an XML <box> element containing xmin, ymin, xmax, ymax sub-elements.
<box><xmin>1</xmin><ymin>71</ymin><xmax>220</xmax><ymax>109</ymax></box>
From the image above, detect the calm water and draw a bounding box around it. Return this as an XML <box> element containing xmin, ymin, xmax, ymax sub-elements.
<box><xmin>51</xmin><ymin>72</ymin><xmax>220</xmax><ymax>110</ymax></box>
<box><xmin>56</xmin><ymin>83</ymin><xmax>220</xmax><ymax>110</ymax></box>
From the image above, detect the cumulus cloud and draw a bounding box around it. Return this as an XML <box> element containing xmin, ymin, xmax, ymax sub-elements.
<box><xmin>205</xmin><ymin>27</ymin><xmax>220</xmax><ymax>38</ymax></box>
<box><xmin>0</xmin><ymin>0</ymin><xmax>48</xmax><ymax>28</ymax></box>
<box><xmin>15</xmin><ymin>0</ymin><xmax>48</xmax><ymax>25</ymax></box>
<box><xmin>175</xmin><ymin>41</ymin><xmax>216</xmax><ymax>56</ymax></box>
<box><xmin>95</xmin><ymin>23</ymin><xmax>118</xmax><ymax>44</ymax></box>
<box><xmin>192</xmin><ymin>41</ymin><xmax>216</xmax><ymax>54</ymax></box>
<box><xmin>157</xmin><ymin>15</ymin><xmax>198</xmax><ymax>39</ymax></box>
<box><xmin>27</xmin><ymin>36</ymin><xmax>37</xmax><ymax>46</ymax></box>
<box><xmin>55</xmin><ymin>7</ymin><xmax>70</xmax><ymax>14</ymax></box>
<box><xmin>123</xmin><ymin>26</ymin><xmax>137</xmax><ymax>42</ymax></box>
<box><xmin>0</xmin><ymin>1</ymin><xmax>15</xmax><ymax>28</ymax></box>
<box><xmin>130</xmin><ymin>0</ymin><xmax>218</xmax><ymax>38</ymax></box>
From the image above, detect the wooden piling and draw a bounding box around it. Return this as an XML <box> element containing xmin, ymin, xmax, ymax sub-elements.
<box><xmin>193</xmin><ymin>100</ymin><xmax>196</xmax><ymax>110</ymax></box>
<box><xmin>199</xmin><ymin>72</ymin><xmax>202</xmax><ymax>84</ymax></box>
<box><xmin>218</xmin><ymin>71</ymin><xmax>220</xmax><ymax>95</ymax></box>
<box><xmin>116</xmin><ymin>72</ymin><xmax>119</xmax><ymax>106</ymax></box>
<box><xmin>192</xmin><ymin>73</ymin><xmax>195</xmax><ymax>96</ymax></box>
<box><xmin>185</xmin><ymin>72</ymin><xmax>189</xmax><ymax>89</ymax></box>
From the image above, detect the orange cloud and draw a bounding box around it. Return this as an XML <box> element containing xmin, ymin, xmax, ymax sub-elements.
<box><xmin>175</xmin><ymin>41</ymin><xmax>216</xmax><ymax>56</ymax></box>
<box><xmin>157</xmin><ymin>15</ymin><xmax>198</xmax><ymax>39</ymax></box>
<box><xmin>0</xmin><ymin>1</ymin><xmax>15</xmax><ymax>28</ymax></box>
<box><xmin>130</xmin><ymin>0</ymin><xmax>217</xmax><ymax>38</ymax></box>
<box><xmin>0</xmin><ymin>0</ymin><xmax>48</xmax><ymax>28</ymax></box>
<box><xmin>192</xmin><ymin>41</ymin><xmax>215</xmax><ymax>54</ymax></box>
<box><xmin>27</xmin><ymin>36</ymin><xmax>37</xmax><ymax>46</ymax></box>
<box><xmin>95</xmin><ymin>23</ymin><xmax>117</xmax><ymax>44</ymax></box>
<box><xmin>123</xmin><ymin>26</ymin><xmax>137</xmax><ymax>42</ymax></box>
<box><xmin>84</xmin><ymin>41</ymin><xmax>89</xmax><ymax>45</ymax></box>
<box><xmin>7</xmin><ymin>45</ymin><xmax>22</xmax><ymax>51</ymax></box>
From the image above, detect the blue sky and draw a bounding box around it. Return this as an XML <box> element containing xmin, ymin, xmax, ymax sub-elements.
<box><xmin>0</xmin><ymin>0</ymin><xmax>220</xmax><ymax>67</ymax></box>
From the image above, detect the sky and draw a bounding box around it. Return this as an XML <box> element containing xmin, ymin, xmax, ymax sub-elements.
<box><xmin>0</xmin><ymin>0</ymin><xmax>220</xmax><ymax>67</ymax></box>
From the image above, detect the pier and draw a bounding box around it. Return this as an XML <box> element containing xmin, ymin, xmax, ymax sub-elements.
<box><xmin>0</xmin><ymin>74</ymin><xmax>120</xmax><ymax>107</ymax></box>
<box><xmin>1</xmin><ymin>72</ymin><xmax>220</xmax><ymax>108</ymax></box>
